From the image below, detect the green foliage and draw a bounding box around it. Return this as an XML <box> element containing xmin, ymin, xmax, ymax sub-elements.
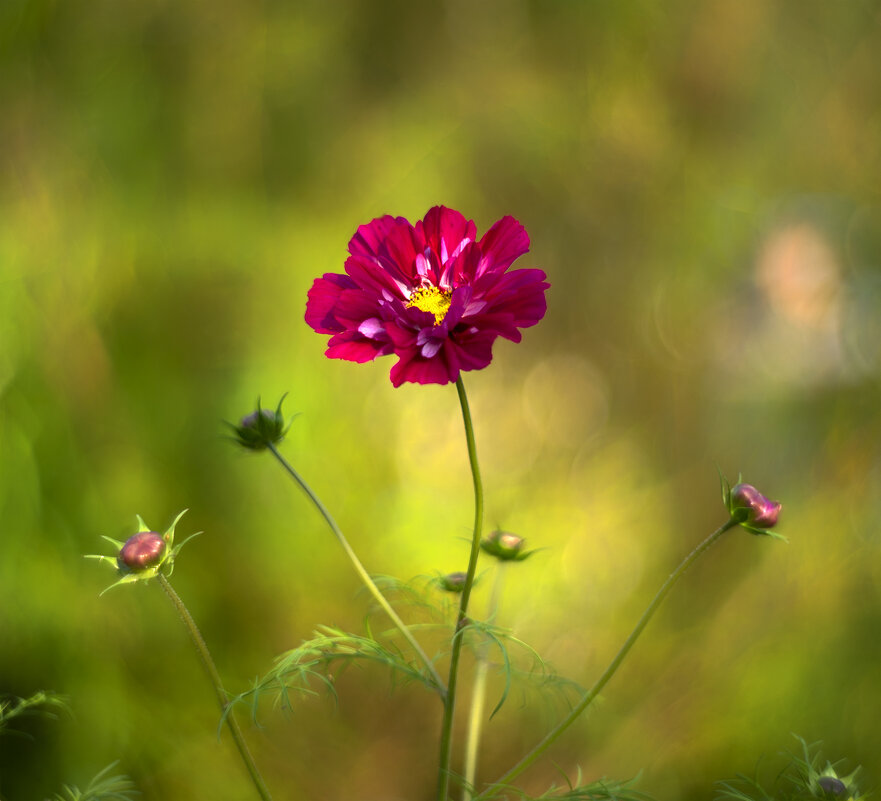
<box><xmin>0</xmin><ymin>695</ymin><xmax>134</xmax><ymax>800</ymax></box>
<box><xmin>48</xmin><ymin>762</ymin><xmax>138</xmax><ymax>801</ymax></box>
<box><xmin>227</xmin><ymin>625</ymin><xmax>443</xmax><ymax>725</ymax></box>
<box><xmin>462</xmin><ymin>619</ymin><xmax>583</xmax><ymax>719</ymax></box>
<box><xmin>368</xmin><ymin>574</ymin><xmax>455</xmax><ymax>623</ymax></box>
<box><xmin>715</xmin><ymin>737</ymin><xmax>869</xmax><ymax>801</ymax></box>
<box><xmin>482</xmin><ymin>771</ymin><xmax>652</xmax><ymax>801</ymax></box>
<box><xmin>0</xmin><ymin>691</ymin><xmax>68</xmax><ymax>738</ymax></box>
<box><xmin>369</xmin><ymin>574</ymin><xmax>582</xmax><ymax>715</ymax></box>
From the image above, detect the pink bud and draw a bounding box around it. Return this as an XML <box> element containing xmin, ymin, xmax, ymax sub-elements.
<box><xmin>118</xmin><ymin>531</ymin><xmax>167</xmax><ymax>573</ymax></box>
<box><xmin>730</xmin><ymin>483</ymin><xmax>782</xmax><ymax>528</ymax></box>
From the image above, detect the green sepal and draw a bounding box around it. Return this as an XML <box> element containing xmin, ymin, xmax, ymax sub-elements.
<box><xmin>99</xmin><ymin>535</ymin><xmax>125</xmax><ymax>550</ymax></box>
<box><xmin>163</xmin><ymin>508</ymin><xmax>190</xmax><ymax>549</ymax></box>
<box><xmin>741</xmin><ymin>524</ymin><xmax>789</xmax><ymax>542</ymax></box>
<box><xmin>98</xmin><ymin>572</ymin><xmax>143</xmax><ymax>597</ymax></box>
<box><xmin>718</xmin><ymin>465</ymin><xmax>731</xmax><ymax>506</ymax></box>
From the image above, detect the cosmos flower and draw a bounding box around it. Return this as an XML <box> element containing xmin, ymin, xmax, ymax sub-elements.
<box><xmin>305</xmin><ymin>206</ymin><xmax>549</xmax><ymax>386</ymax></box>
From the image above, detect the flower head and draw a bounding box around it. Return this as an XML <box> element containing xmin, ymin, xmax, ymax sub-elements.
<box><xmin>305</xmin><ymin>206</ymin><xmax>549</xmax><ymax>386</ymax></box>
<box><xmin>86</xmin><ymin>510</ymin><xmax>200</xmax><ymax>595</ymax></box>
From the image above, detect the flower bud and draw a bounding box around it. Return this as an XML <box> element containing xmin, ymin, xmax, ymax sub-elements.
<box><xmin>729</xmin><ymin>483</ymin><xmax>782</xmax><ymax>529</ymax></box>
<box><xmin>480</xmin><ymin>530</ymin><xmax>531</xmax><ymax>562</ymax></box>
<box><xmin>817</xmin><ymin>776</ymin><xmax>847</xmax><ymax>796</ymax></box>
<box><xmin>229</xmin><ymin>397</ymin><xmax>289</xmax><ymax>450</ymax></box>
<box><xmin>439</xmin><ymin>572</ymin><xmax>468</xmax><ymax>593</ymax></box>
<box><xmin>117</xmin><ymin>531</ymin><xmax>167</xmax><ymax>573</ymax></box>
<box><xmin>87</xmin><ymin>510</ymin><xmax>198</xmax><ymax>595</ymax></box>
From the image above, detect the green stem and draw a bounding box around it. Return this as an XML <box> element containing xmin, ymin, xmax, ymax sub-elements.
<box><xmin>436</xmin><ymin>375</ymin><xmax>485</xmax><ymax>801</ymax></box>
<box><xmin>266</xmin><ymin>442</ymin><xmax>446</xmax><ymax>698</ymax></box>
<box><xmin>156</xmin><ymin>573</ymin><xmax>273</xmax><ymax>801</ymax></box>
<box><xmin>474</xmin><ymin>518</ymin><xmax>739</xmax><ymax>800</ymax></box>
<box><xmin>463</xmin><ymin>564</ymin><xmax>506</xmax><ymax>801</ymax></box>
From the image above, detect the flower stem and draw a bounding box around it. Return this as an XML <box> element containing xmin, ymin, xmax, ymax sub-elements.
<box><xmin>265</xmin><ymin>442</ymin><xmax>446</xmax><ymax>698</ymax></box>
<box><xmin>156</xmin><ymin>573</ymin><xmax>273</xmax><ymax>801</ymax></box>
<box><xmin>436</xmin><ymin>375</ymin><xmax>486</xmax><ymax>801</ymax></box>
<box><xmin>473</xmin><ymin>518</ymin><xmax>739</xmax><ymax>799</ymax></box>
<box><xmin>463</xmin><ymin>564</ymin><xmax>506</xmax><ymax>801</ymax></box>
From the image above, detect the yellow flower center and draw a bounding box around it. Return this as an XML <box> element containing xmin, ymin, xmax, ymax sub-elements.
<box><xmin>406</xmin><ymin>285</ymin><xmax>452</xmax><ymax>326</ymax></box>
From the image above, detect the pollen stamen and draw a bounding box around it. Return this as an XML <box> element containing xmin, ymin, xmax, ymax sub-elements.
<box><xmin>406</xmin><ymin>285</ymin><xmax>452</xmax><ymax>326</ymax></box>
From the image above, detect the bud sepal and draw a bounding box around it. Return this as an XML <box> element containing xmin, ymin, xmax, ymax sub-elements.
<box><xmin>86</xmin><ymin>510</ymin><xmax>201</xmax><ymax>595</ymax></box>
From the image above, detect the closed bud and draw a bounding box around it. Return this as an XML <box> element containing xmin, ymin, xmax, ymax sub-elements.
<box><xmin>87</xmin><ymin>510</ymin><xmax>199</xmax><ymax>595</ymax></box>
<box><xmin>229</xmin><ymin>396</ymin><xmax>289</xmax><ymax>451</ymax></box>
<box><xmin>729</xmin><ymin>483</ymin><xmax>782</xmax><ymax>529</ymax></box>
<box><xmin>439</xmin><ymin>572</ymin><xmax>468</xmax><ymax>593</ymax></box>
<box><xmin>118</xmin><ymin>531</ymin><xmax>167</xmax><ymax>573</ymax></box>
<box><xmin>817</xmin><ymin>776</ymin><xmax>847</xmax><ymax>796</ymax></box>
<box><xmin>480</xmin><ymin>530</ymin><xmax>532</xmax><ymax>562</ymax></box>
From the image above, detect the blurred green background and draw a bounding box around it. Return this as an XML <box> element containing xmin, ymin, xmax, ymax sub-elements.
<box><xmin>2</xmin><ymin>0</ymin><xmax>881</xmax><ymax>798</ymax></box>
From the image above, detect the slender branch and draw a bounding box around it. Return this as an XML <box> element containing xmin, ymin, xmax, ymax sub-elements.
<box><xmin>265</xmin><ymin>442</ymin><xmax>447</xmax><ymax>698</ymax></box>
<box><xmin>436</xmin><ymin>375</ymin><xmax>486</xmax><ymax>801</ymax></box>
<box><xmin>463</xmin><ymin>564</ymin><xmax>506</xmax><ymax>801</ymax></box>
<box><xmin>156</xmin><ymin>574</ymin><xmax>274</xmax><ymax>801</ymax></box>
<box><xmin>474</xmin><ymin>518</ymin><xmax>739</xmax><ymax>799</ymax></box>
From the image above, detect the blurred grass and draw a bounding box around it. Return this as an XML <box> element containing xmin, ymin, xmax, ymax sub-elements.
<box><xmin>2</xmin><ymin>0</ymin><xmax>881</xmax><ymax>799</ymax></box>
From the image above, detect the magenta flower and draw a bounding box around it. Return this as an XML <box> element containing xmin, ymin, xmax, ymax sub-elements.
<box><xmin>305</xmin><ymin>206</ymin><xmax>549</xmax><ymax>386</ymax></box>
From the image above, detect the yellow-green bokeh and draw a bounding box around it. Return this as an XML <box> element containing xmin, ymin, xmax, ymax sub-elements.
<box><xmin>2</xmin><ymin>1</ymin><xmax>881</xmax><ymax>799</ymax></box>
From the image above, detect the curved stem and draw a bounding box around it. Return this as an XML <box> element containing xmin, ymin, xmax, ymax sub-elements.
<box><xmin>156</xmin><ymin>574</ymin><xmax>274</xmax><ymax>801</ymax></box>
<box><xmin>463</xmin><ymin>564</ymin><xmax>506</xmax><ymax>801</ymax></box>
<box><xmin>266</xmin><ymin>442</ymin><xmax>446</xmax><ymax>698</ymax></box>
<box><xmin>436</xmin><ymin>375</ymin><xmax>485</xmax><ymax>801</ymax></box>
<box><xmin>474</xmin><ymin>518</ymin><xmax>739</xmax><ymax>800</ymax></box>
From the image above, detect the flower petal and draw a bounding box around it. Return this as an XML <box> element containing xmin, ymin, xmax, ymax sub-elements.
<box><xmin>389</xmin><ymin>346</ymin><xmax>459</xmax><ymax>386</ymax></box>
<box><xmin>344</xmin><ymin>255</ymin><xmax>409</xmax><ymax>298</ymax></box>
<box><xmin>382</xmin><ymin>219</ymin><xmax>425</xmax><ymax>284</ymax></box>
<box><xmin>347</xmin><ymin>216</ymin><xmax>423</xmax><ymax>289</ymax></box>
<box><xmin>420</xmin><ymin>206</ymin><xmax>476</xmax><ymax>267</ymax></box>
<box><xmin>348</xmin><ymin>215</ymin><xmax>406</xmax><ymax>260</ymax></box>
<box><xmin>326</xmin><ymin>331</ymin><xmax>391</xmax><ymax>363</ymax></box>
<box><xmin>479</xmin><ymin>268</ymin><xmax>549</xmax><ymax>329</ymax></box>
<box><xmin>476</xmin><ymin>216</ymin><xmax>530</xmax><ymax>277</ymax></box>
<box><xmin>305</xmin><ymin>273</ymin><xmax>358</xmax><ymax>334</ymax></box>
<box><xmin>358</xmin><ymin>317</ymin><xmax>387</xmax><ymax>340</ymax></box>
<box><xmin>447</xmin><ymin>331</ymin><xmax>496</xmax><ymax>371</ymax></box>
<box><xmin>333</xmin><ymin>288</ymin><xmax>383</xmax><ymax>328</ymax></box>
